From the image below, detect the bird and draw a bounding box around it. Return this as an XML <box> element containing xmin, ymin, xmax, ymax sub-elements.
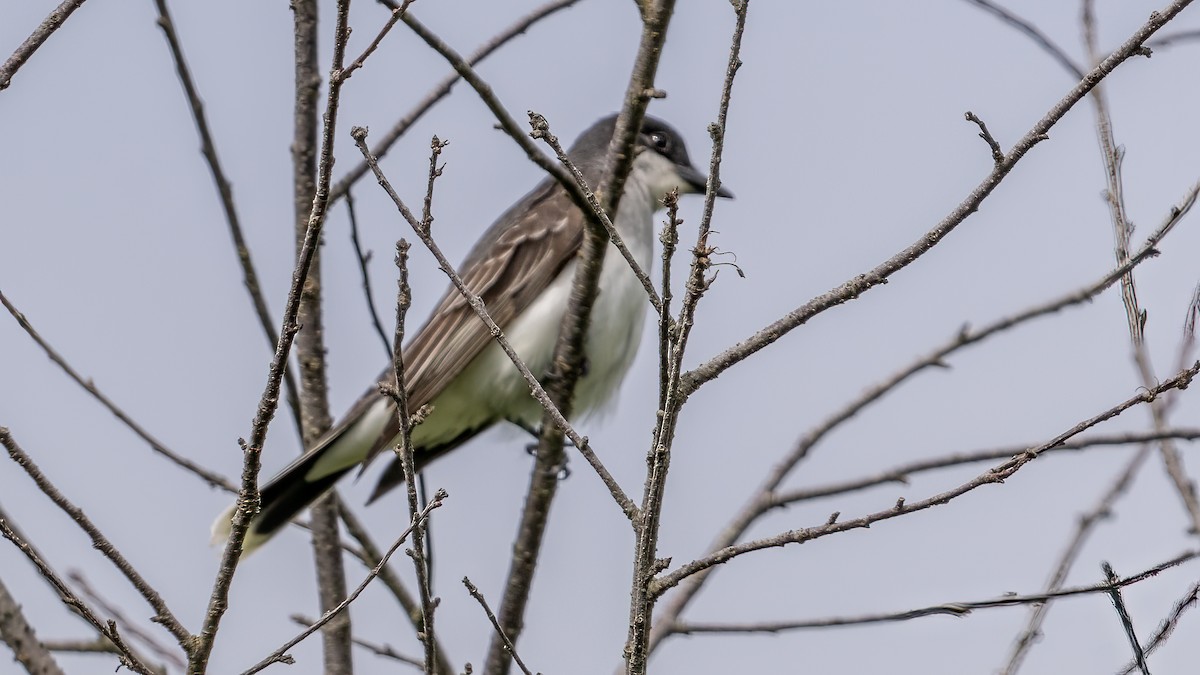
<box><xmin>211</xmin><ymin>113</ymin><xmax>733</xmax><ymax>554</ymax></box>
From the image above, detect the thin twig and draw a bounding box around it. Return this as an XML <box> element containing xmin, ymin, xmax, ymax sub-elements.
<box><xmin>336</xmin><ymin>503</ymin><xmax>456</xmax><ymax>675</ymax></box>
<box><xmin>463</xmin><ymin>578</ymin><xmax>536</xmax><ymax>675</ymax></box>
<box><xmin>528</xmin><ymin>111</ymin><xmax>662</xmax><ymax>313</ymax></box>
<box><xmin>0</xmin><ymin>428</ymin><xmax>191</xmax><ymax>648</ymax></box>
<box><xmin>0</xmin><ymin>289</ymin><xmax>236</xmax><ymax>491</ymax></box>
<box><xmin>347</xmin><ymin>189</ymin><xmax>394</xmax><ymax>356</ymax></box>
<box><xmin>191</xmin><ymin>0</ymin><xmax>356</xmax><ymax>671</ymax></box>
<box><xmin>152</xmin><ymin>0</ymin><xmax>305</xmax><ymax>439</ymax></box>
<box><xmin>648</xmin><ymin>181</ymin><xmax>1194</xmax><ymax>654</ymax></box>
<box><xmin>289</xmin><ymin>0</ymin><xmax>353</xmax><ymax>670</ymax></box>
<box><xmin>389</xmin><ymin>233</ymin><xmax>438</xmax><ymax>675</ymax></box>
<box><xmin>0</xmin><ymin>517</ymin><xmax>154</xmax><ymax>675</ymax></box>
<box><xmin>0</xmin><ymin>572</ymin><xmax>66</xmax><ymax>675</ymax></box>
<box><xmin>1102</xmin><ymin>562</ymin><xmax>1152</xmax><ymax>675</ymax></box>
<box><xmin>0</xmin><ymin>0</ymin><xmax>89</xmax><ymax>91</ymax></box>
<box><xmin>679</xmin><ymin>2</ymin><xmax>1191</xmax><ymax>397</ymax></box>
<box><xmin>338</xmin><ymin>0</ymin><xmax>416</xmax><ymax>82</ymax></box>
<box><xmin>651</xmin><ymin>361</ymin><xmax>1200</xmax><ymax>595</ymax></box>
<box><xmin>290</xmin><ymin>615</ymin><xmax>423</xmax><ymax>669</ymax></box>
<box><xmin>626</xmin><ymin>4</ymin><xmax>745</xmax><ymax>674</ymax></box>
<box><xmin>67</xmin><ymin>570</ymin><xmax>187</xmax><ymax>670</ymax></box>
<box><xmin>1116</xmin><ymin>579</ymin><xmax>1200</xmax><ymax>674</ymax></box>
<box><xmin>1081</xmin><ymin>2</ymin><xmax>1200</xmax><ymax>535</ymax></box>
<box><xmin>492</xmin><ymin>2</ymin><xmax>681</xmax><ymax>669</ymax></box>
<box><xmin>665</xmin><ymin>550</ymin><xmax>1197</xmax><ymax>635</ymax></box>
<box><xmin>240</xmin><ymin>492</ymin><xmax>447</xmax><ymax>675</ymax></box>
<box><xmin>329</xmin><ymin>0</ymin><xmax>583</xmax><ymax>204</ymax></box>
<box><xmin>1145</xmin><ymin>28</ymin><xmax>1200</xmax><ymax>48</ymax></box>
<box><xmin>773</xmin><ymin>429</ymin><xmax>1200</xmax><ymax>505</ymax></box>
<box><xmin>351</xmin><ymin>127</ymin><xmax>636</xmax><ymax>519</ymax></box>
<box><xmin>960</xmin><ymin>0</ymin><xmax>1086</xmax><ymax>79</ymax></box>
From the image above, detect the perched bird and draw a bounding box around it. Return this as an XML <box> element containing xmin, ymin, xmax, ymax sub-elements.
<box><xmin>212</xmin><ymin>113</ymin><xmax>732</xmax><ymax>553</ymax></box>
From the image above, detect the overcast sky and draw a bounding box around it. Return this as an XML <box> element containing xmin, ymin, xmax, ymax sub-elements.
<box><xmin>4</xmin><ymin>1</ymin><xmax>1200</xmax><ymax>674</ymax></box>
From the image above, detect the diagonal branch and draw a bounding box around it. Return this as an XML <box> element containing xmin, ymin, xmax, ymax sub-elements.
<box><xmin>652</xmin><ymin>360</ymin><xmax>1200</xmax><ymax>595</ymax></box>
<box><xmin>151</xmin><ymin>0</ymin><xmax>305</xmax><ymax>439</ymax></box>
<box><xmin>0</xmin><ymin>289</ymin><xmax>236</xmax><ymax>491</ymax></box>
<box><xmin>648</xmin><ymin>181</ymin><xmax>1193</xmax><ymax>654</ymax></box>
<box><xmin>0</xmin><ymin>515</ymin><xmax>155</xmax><ymax>675</ymax></box>
<box><xmin>0</xmin><ymin>428</ymin><xmax>191</xmax><ymax>648</ymax></box>
<box><xmin>0</xmin><ymin>0</ymin><xmax>89</xmax><ymax>91</ymax></box>
<box><xmin>239</xmin><ymin>492</ymin><xmax>446</xmax><ymax>675</ymax></box>
<box><xmin>191</xmin><ymin>1</ymin><xmax>355</xmax><ymax>671</ymax></box>
<box><xmin>664</xmin><ymin>550</ymin><xmax>1197</xmax><ymax>635</ymax></box>
<box><xmin>329</xmin><ymin>0</ymin><xmax>582</xmax><ymax>204</ymax></box>
<box><xmin>351</xmin><ymin>128</ymin><xmax>637</xmax><ymax>520</ymax></box>
<box><xmin>679</xmin><ymin>0</ymin><xmax>1194</xmax><ymax>398</ymax></box>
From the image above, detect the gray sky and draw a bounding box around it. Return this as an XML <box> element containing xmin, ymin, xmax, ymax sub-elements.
<box><xmin>4</xmin><ymin>1</ymin><xmax>1200</xmax><ymax>673</ymax></box>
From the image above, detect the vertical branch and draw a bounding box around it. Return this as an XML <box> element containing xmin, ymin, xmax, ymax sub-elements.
<box><xmin>657</xmin><ymin>191</ymin><xmax>680</xmax><ymax>412</ymax></box>
<box><xmin>624</xmin><ymin>4</ymin><xmax>745</xmax><ymax>674</ymax></box>
<box><xmin>1102</xmin><ymin>562</ymin><xmax>1151</xmax><ymax>675</ymax></box>
<box><xmin>484</xmin><ymin>2</ymin><xmax>678</xmax><ymax>672</ymax></box>
<box><xmin>346</xmin><ymin>189</ymin><xmax>395</xmax><ymax>356</ymax></box>
<box><xmin>191</xmin><ymin>0</ymin><xmax>354</xmax><ymax>670</ymax></box>
<box><xmin>151</xmin><ymin>0</ymin><xmax>305</xmax><ymax>441</ymax></box>
<box><xmin>1081</xmin><ymin>1</ymin><xmax>1200</xmax><ymax>533</ymax></box>
<box><xmin>290</xmin><ymin>0</ymin><xmax>353</xmax><ymax>672</ymax></box>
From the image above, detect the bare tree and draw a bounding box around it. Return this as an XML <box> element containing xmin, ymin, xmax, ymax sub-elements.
<box><xmin>3</xmin><ymin>2</ymin><xmax>1200</xmax><ymax>674</ymax></box>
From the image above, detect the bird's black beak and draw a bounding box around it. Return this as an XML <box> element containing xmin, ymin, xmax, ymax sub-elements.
<box><xmin>678</xmin><ymin>162</ymin><xmax>734</xmax><ymax>199</ymax></box>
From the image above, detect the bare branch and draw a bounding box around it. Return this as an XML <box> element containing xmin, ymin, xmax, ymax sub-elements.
<box><xmin>1081</xmin><ymin>3</ymin><xmax>1200</xmax><ymax>535</ymax></box>
<box><xmin>652</xmin><ymin>361</ymin><xmax>1200</xmax><ymax>594</ymax></box>
<box><xmin>0</xmin><ymin>289</ymin><xmax>236</xmax><ymax>491</ymax></box>
<box><xmin>151</xmin><ymin>0</ymin><xmax>304</xmax><ymax>438</ymax></box>
<box><xmin>0</xmin><ymin>517</ymin><xmax>154</xmax><ymax>675</ymax></box>
<box><xmin>289</xmin><ymin>0</ymin><xmax>354</xmax><ymax>670</ymax></box>
<box><xmin>290</xmin><ymin>616</ymin><xmax>424</xmax><ymax>669</ymax></box>
<box><xmin>346</xmin><ymin>189</ymin><xmax>394</xmax><ymax>357</ymax></box>
<box><xmin>350</xmin><ymin>127</ymin><xmax>637</xmax><ymax>519</ymax></box>
<box><xmin>1116</xmin><ymin>579</ymin><xmax>1200</xmax><ymax>675</ymax></box>
<box><xmin>665</xmin><ymin>551</ymin><xmax>1198</xmax><ymax>635</ymax></box>
<box><xmin>774</xmin><ymin>429</ymin><xmax>1200</xmax><ymax>505</ymax></box>
<box><xmin>679</xmin><ymin>1</ymin><xmax>1192</xmax><ymax>397</ymax></box>
<box><xmin>329</xmin><ymin>0</ymin><xmax>583</xmax><ymax>204</ymax></box>
<box><xmin>387</xmin><ymin>233</ymin><xmax>438</xmax><ymax>675</ymax></box>
<box><xmin>337</xmin><ymin>503</ymin><xmax>456</xmax><ymax>675</ymax></box>
<box><xmin>1102</xmin><ymin>562</ymin><xmax>1151</xmax><ymax>675</ymax></box>
<box><xmin>0</xmin><ymin>0</ymin><xmax>89</xmax><ymax>91</ymax></box>
<box><xmin>0</xmin><ymin>573</ymin><xmax>66</xmax><ymax>675</ymax></box>
<box><xmin>960</xmin><ymin>0</ymin><xmax>1086</xmax><ymax>79</ymax></box>
<box><xmin>463</xmin><ymin>578</ymin><xmax>536</xmax><ymax>675</ymax></box>
<box><xmin>626</xmin><ymin>3</ymin><xmax>746</xmax><ymax>674</ymax></box>
<box><xmin>528</xmin><ymin>111</ymin><xmax>662</xmax><ymax>313</ymax></box>
<box><xmin>0</xmin><ymin>428</ymin><xmax>191</xmax><ymax>648</ymax></box>
<box><xmin>339</xmin><ymin>0</ymin><xmax>416</xmax><ymax>82</ymax></box>
<box><xmin>240</xmin><ymin>491</ymin><xmax>447</xmax><ymax>675</ymax></box>
<box><xmin>192</xmin><ymin>0</ymin><xmax>356</xmax><ymax>670</ymax></box>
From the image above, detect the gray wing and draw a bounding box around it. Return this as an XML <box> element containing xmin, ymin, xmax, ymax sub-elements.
<box><xmin>332</xmin><ymin>177</ymin><xmax>585</xmax><ymax>468</ymax></box>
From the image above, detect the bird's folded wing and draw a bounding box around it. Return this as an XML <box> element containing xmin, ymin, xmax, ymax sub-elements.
<box><xmin>349</xmin><ymin>179</ymin><xmax>585</xmax><ymax>466</ymax></box>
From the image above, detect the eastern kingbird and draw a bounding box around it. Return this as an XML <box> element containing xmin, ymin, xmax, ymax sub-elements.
<box><xmin>212</xmin><ymin>114</ymin><xmax>732</xmax><ymax>553</ymax></box>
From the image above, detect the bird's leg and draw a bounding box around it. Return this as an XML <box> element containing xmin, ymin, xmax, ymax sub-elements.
<box><xmin>507</xmin><ymin>417</ymin><xmax>573</xmax><ymax>480</ymax></box>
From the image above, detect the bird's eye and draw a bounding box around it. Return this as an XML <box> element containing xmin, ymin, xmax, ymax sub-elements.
<box><xmin>650</xmin><ymin>131</ymin><xmax>671</xmax><ymax>152</ymax></box>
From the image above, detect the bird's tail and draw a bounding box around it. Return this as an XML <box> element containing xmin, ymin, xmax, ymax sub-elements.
<box><xmin>210</xmin><ymin>400</ymin><xmax>391</xmax><ymax>555</ymax></box>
